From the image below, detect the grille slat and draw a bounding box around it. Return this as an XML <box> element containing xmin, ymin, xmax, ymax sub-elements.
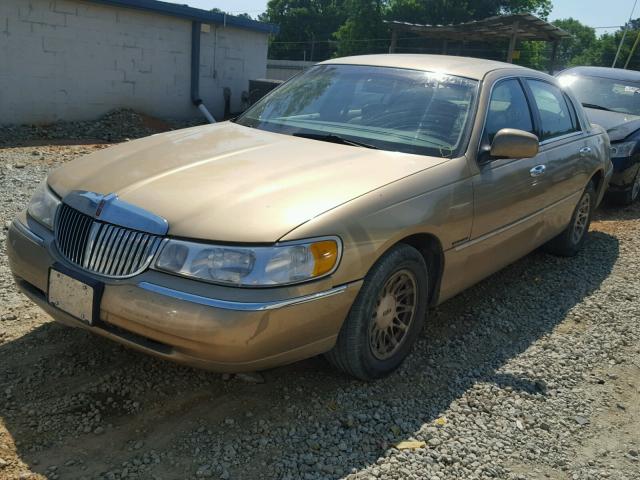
<box><xmin>68</xmin><ymin>209</ymin><xmax>80</xmax><ymax>261</ymax></box>
<box><xmin>59</xmin><ymin>207</ymin><xmax>74</xmax><ymax>257</ymax></box>
<box><xmin>83</xmin><ymin>223</ymin><xmax>101</xmax><ymax>268</ymax></box>
<box><xmin>132</xmin><ymin>236</ymin><xmax>152</xmax><ymax>272</ymax></box>
<box><xmin>97</xmin><ymin>226</ymin><xmax>118</xmax><ymax>273</ymax></box>
<box><xmin>104</xmin><ymin>229</ymin><xmax>125</xmax><ymax>276</ymax></box>
<box><xmin>74</xmin><ymin>214</ymin><xmax>92</xmax><ymax>263</ymax></box>
<box><xmin>113</xmin><ymin>230</ymin><xmax>132</xmax><ymax>277</ymax></box>
<box><xmin>55</xmin><ymin>204</ymin><xmax>162</xmax><ymax>278</ymax></box>
<box><xmin>89</xmin><ymin>224</ymin><xmax>110</xmax><ymax>271</ymax></box>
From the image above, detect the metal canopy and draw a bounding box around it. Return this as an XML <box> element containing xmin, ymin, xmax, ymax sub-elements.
<box><xmin>386</xmin><ymin>14</ymin><xmax>570</xmax><ymax>42</ymax></box>
<box><xmin>386</xmin><ymin>13</ymin><xmax>571</xmax><ymax>71</ymax></box>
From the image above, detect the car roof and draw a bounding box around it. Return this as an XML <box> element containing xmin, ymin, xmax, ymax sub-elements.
<box><xmin>559</xmin><ymin>66</ymin><xmax>640</xmax><ymax>82</ymax></box>
<box><xmin>319</xmin><ymin>54</ymin><xmax>531</xmax><ymax>80</ymax></box>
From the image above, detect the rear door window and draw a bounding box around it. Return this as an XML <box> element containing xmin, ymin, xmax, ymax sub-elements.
<box><xmin>527</xmin><ymin>80</ymin><xmax>579</xmax><ymax>141</ymax></box>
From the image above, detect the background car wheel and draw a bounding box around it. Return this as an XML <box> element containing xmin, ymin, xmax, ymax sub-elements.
<box><xmin>543</xmin><ymin>181</ymin><xmax>596</xmax><ymax>257</ymax></box>
<box><xmin>610</xmin><ymin>168</ymin><xmax>640</xmax><ymax>206</ymax></box>
<box><xmin>325</xmin><ymin>244</ymin><xmax>429</xmax><ymax>380</ymax></box>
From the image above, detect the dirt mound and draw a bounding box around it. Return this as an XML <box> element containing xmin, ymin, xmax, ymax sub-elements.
<box><xmin>0</xmin><ymin>109</ymin><xmax>202</xmax><ymax>147</ymax></box>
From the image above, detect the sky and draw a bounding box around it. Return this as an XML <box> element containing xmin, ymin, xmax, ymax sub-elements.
<box><xmin>164</xmin><ymin>0</ymin><xmax>636</xmax><ymax>34</ymax></box>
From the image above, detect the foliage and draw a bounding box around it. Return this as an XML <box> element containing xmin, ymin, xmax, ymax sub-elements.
<box><xmin>334</xmin><ymin>0</ymin><xmax>387</xmax><ymax>57</ymax></box>
<box><xmin>551</xmin><ymin>18</ymin><xmax>598</xmax><ymax>67</ymax></box>
<box><xmin>262</xmin><ymin>0</ymin><xmax>553</xmax><ymax>60</ymax></box>
<box><xmin>517</xmin><ymin>18</ymin><xmax>640</xmax><ymax>72</ymax></box>
<box><xmin>210</xmin><ymin>8</ymin><xmax>254</xmax><ymax>20</ymax></box>
<box><xmin>259</xmin><ymin>1</ymin><xmax>347</xmax><ymax>60</ymax></box>
<box><xmin>259</xmin><ymin>1</ymin><xmax>640</xmax><ymax>71</ymax></box>
<box><xmin>594</xmin><ymin>26</ymin><xmax>640</xmax><ymax>70</ymax></box>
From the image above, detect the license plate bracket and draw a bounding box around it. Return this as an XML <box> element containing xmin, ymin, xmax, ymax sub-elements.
<box><xmin>48</xmin><ymin>264</ymin><xmax>104</xmax><ymax>325</ymax></box>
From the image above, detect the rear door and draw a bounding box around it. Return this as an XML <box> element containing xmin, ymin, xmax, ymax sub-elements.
<box><xmin>524</xmin><ymin>79</ymin><xmax>589</xmax><ymax>232</ymax></box>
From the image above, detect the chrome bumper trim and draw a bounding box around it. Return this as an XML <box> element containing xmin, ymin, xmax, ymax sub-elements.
<box><xmin>137</xmin><ymin>282</ymin><xmax>349</xmax><ymax>312</ymax></box>
<box><xmin>12</xmin><ymin>219</ymin><xmax>45</xmax><ymax>247</ymax></box>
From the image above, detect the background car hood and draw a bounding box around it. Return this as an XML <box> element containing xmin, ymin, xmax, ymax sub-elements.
<box><xmin>48</xmin><ymin>122</ymin><xmax>444</xmax><ymax>242</ymax></box>
<box><xmin>585</xmin><ymin>107</ymin><xmax>640</xmax><ymax>141</ymax></box>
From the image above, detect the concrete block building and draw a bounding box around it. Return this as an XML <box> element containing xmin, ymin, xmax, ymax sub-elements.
<box><xmin>0</xmin><ymin>0</ymin><xmax>278</xmax><ymax>124</ymax></box>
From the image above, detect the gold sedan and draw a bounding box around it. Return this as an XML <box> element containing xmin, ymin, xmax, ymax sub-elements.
<box><xmin>8</xmin><ymin>55</ymin><xmax>612</xmax><ymax>380</ymax></box>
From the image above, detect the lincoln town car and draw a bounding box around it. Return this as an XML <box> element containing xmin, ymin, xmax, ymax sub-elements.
<box><xmin>8</xmin><ymin>55</ymin><xmax>612</xmax><ymax>380</ymax></box>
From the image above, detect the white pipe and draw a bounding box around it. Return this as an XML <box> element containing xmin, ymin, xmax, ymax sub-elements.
<box><xmin>198</xmin><ymin>103</ymin><xmax>216</xmax><ymax>123</ymax></box>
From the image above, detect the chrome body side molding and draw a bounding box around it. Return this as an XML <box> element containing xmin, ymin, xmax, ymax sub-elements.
<box><xmin>137</xmin><ymin>282</ymin><xmax>349</xmax><ymax>311</ymax></box>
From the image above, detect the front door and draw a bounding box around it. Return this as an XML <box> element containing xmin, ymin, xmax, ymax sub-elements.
<box><xmin>470</xmin><ymin>78</ymin><xmax>550</xmax><ymax>251</ymax></box>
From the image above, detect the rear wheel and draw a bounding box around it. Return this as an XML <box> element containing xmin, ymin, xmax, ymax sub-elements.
<box><xmin>543</xmin><ymin>181</ymin><xmax>596</xmax><ymax>257</ymax></box>
<box><xmin>325</xmin><ymin>244</ymin><xmax>428</xmax><ymax>380</ymax></box>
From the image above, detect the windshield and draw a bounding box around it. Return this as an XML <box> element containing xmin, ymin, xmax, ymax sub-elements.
<box><xmin>558</xmin><ymin>74</ymin><xmax>640</xmax><ymax>116</ymax></box>
<box><xmin>236</xmin><ymin>64</ymin><xmax>478</xmax><ymax>157</ymax></box>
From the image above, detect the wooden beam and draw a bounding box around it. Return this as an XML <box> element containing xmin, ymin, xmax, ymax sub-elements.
<box><xmin>506</xmin><ymin>21</ymin><xmax>519</xmax><ymax>63</ymax></box>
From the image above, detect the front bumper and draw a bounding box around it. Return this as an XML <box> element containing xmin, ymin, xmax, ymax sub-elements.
<box><xmin>7</xmin><ymin>214</ymin><xmax>362</xmax><ymax>372</ymax></box>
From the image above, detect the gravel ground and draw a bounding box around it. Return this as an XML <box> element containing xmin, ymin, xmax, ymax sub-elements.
<box><xmin>0</xmin><ymin>122</ymin><xmax>638</xmax><ymax>480</ymax></box>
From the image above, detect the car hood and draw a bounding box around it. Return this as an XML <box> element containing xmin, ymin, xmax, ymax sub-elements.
<box><xmin>48</xmin><ymin>122</ymin><xmax>444</xmax><ymax>242</ymax></box>
<box><xmin>584</xmin><ymin>107</ymin><xmax>640</xmax><ymax>142</ymax></box>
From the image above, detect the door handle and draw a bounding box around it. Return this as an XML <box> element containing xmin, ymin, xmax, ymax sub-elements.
<box><xmin>530</xmin><ymin>165</ymin><xmax>546</xmax><ymax>177</ymax></box>
<box><xmin>579</xmin><ymin>146</ymin><xmax>592</xmax><ymax>155</ymax></box>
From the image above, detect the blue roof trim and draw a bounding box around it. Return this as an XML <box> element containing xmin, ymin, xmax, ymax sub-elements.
<box><xmin>87</xmin><ymin>0</ymin><xmax>279</xmax><ymax>34</ymax></box>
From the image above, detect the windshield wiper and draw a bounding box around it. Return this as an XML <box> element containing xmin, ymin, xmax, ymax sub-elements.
<box><xmin>293</xmin><ymin>132</ymin><xmax>379</xmax><ymax>149</ymax></box>
<box><xmin>582</xmin><ymin>103</ymin><xmax>614</xmax><ymax>112</ymax></box>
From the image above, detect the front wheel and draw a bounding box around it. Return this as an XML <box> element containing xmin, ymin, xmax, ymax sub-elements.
<box><xmin>543</xmin><ymin>181</ymin><xmax>596</xmax><ymax>257</ymax></box>
<box><xmin>325</xmin><ymin>244</ymin><xmax>429</xmax><ymax>380</ymax></box>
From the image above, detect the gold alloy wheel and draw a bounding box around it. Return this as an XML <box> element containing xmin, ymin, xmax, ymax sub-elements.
<box><xmin>369</xmin><ymin>269</ymin><xmax>418</xmax><ymax>360</ymax></box>
<box><xmin>572</xmin><ymin>193</ymin><xmax>591</xmax><ymax>244</ymax></box>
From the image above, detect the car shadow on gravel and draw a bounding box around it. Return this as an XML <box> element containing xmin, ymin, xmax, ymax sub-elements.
<box><xmin>0</xmin><ymin>231</ymin><xmax>619</xmax><ymax>479</ymax></box>
<box><xmin>593</xmin><ymin>198</ymin><xmax>640</xmax><ymax>222</ymax></box>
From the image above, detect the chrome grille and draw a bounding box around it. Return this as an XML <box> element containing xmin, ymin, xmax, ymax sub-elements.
<box><xmin>55</xmin><ymin>204</ymin><xmax>163</xmax><ymax>278</ymax></box>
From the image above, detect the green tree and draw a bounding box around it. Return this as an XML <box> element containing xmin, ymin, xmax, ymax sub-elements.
<box><xmin>210</xmin><ymin>8</ymin><xmax>254</xmax><ymax>20</ymax></box>
<box><xmin>596</xmin><ymin>23</ymin><xmax>640</xmax><ymax>69</ymax></box>
<box><xmin>334</xmin><ymin>0</ymin><xmax>387</xmax><ymax>56</ymax></box>
<box><xmin>552</xmin><ymin>18</ymin><xmax>597</xmax><ymax>67</ymax></box>
<box><xmin>260</xmin><ymin>1</ymin><xmax>347</xmax><ymax>60</ymax></box>
<box><xmin>517</xmin><ymin>18</ymin><xmax>598</xmax><ymax>72</ymax></box>
<box><xmin>385</xmin><ymin>0</ymin><xmax>552</xmax><ymax>25</ymax></box>
<box><xmin>261</xmin><ymin>0</ymin><xmax>556</xmax><ymax>61</ymax></box>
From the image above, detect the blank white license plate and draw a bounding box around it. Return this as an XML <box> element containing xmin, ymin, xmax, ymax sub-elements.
<box><xmin>48</xmin><ymin>269</ymin><xmax>95</xmax><ymax>325</ymax></box>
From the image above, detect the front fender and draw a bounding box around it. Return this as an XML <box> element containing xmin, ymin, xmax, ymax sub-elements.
<box><xmin>280</xmin><ymin>157</ymin><xmax>474</xmax><ymax>286</ymax></box>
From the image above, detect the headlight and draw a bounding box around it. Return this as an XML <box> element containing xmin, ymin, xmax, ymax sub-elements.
<box><xmin>611</xmin><ymin>141</ymin><xmax>636</xmax><ymax>158</ymax></box>
<box><xmin>154</xmin><ymin>237</ymin><xmax>341</xmax><ymax>286</ymax></box>
<box><xmin>27</xmin><ymin>181</ymin><xmax>60</xmax><ymax>230</ymax></box>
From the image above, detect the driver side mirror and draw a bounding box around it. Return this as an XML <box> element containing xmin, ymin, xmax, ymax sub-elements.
<box><xmin>490</xmin><ymin>128</ymin><xmax>539</xmax><ymax>159</ymax></box>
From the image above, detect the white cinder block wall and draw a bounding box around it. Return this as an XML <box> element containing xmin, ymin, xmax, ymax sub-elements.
<box><xmin>0</xmin><ymin>0</ymin><xmax>270</xmax><ymax>124</ymax></box>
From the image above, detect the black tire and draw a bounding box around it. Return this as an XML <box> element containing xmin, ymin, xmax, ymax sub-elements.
<box><xmin>325</xmin><ymin>244</ymin><xmax>429</xmax><ymax>380</ymax></box>
<box><xmin>609</xmin><ymin>169</ymin><xmax>640</xmax><ymax>206</ymax></box>
<box><xmin>543</xmin><ymin>181</ymin><xmax>596</xmax><ymax>257</ymax></box>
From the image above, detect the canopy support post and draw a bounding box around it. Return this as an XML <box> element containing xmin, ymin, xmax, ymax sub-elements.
<box><xmin>389</xmin><ymin>29</ymin><xmax>398</xmax><ymax>53</ymax></box>
<box><xmin>506</xmin><ymin>21</ymin><xmax>519</xmax><ymax>63</ymax></box>
<box><xmin>548</xmin><ymin>40</ymin><xmax>559</xmax><ymax>74</ymax></box>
